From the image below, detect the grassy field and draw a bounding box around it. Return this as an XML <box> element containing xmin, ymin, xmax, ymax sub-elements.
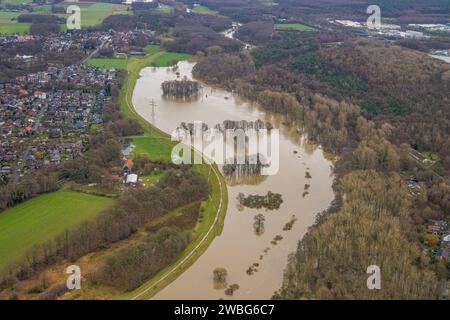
<box><xmin>32</xmin><ymin>5</ymin><xmax>52</xmax><ymax>13</ymax></box>
<box><xmin>275</xmin><ymin>23</ymin><xmax>316</xmax><ymax>31</ymax></box>
<box><xmin>131</xmin><ymin>135</ymin><xmax>173</xmax><ymax>162</ymax></box>
<box><xmin>117</xmin><ymin>45</ymin><xmax>228</xmax><ymax>299</ymax></box>
<box><xmin>152</xmin><ymin>52</ymin><xmax>191</xmax><ymax>67</ymax></box>
<box><xmin>0</xmin><ymin>191</ymin><xmax>114</xmax><ymax>270</ymax></box>
<box><xmin>85</xmin><ymin>57</ymin><xmax>128</xmax><ymax>70</ymax></box>
<box><xmin>0</xmin><ymin>11</ymin><xmax>20</xmax><ymax>23</ymax></box>
<box><xmin>55</xmin><ymin>2</ymin><xmax>129</xmax><ymax>28</ymax></box>
<box><xmin>1</xmin><ymin>0</ymin><xmax>32</xmax><ymax>4</ymax></box>
<box><xmin>192</xmin><ymin>5</ymin><xmax>218</xmax><ymax>15</ymax></box>
<box><xmin>0</xmin><ymin>22</ymin><xmax>30</xmax><ymax>34</ymax></box>
<box><xmin>79</xmin><ymin>3</ymin><xmax>129</xmax><ymax>27</ymax></box>
<box><xmin>85</xmin><ymin>49</ymin><xmax>189</xmax><ymax>86</ymax></box>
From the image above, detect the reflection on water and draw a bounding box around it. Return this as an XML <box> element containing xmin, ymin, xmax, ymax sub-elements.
<box><xmin>132</xmin><ymin>61</ymin><xmax>335</xmax><ymax>300</ymax></box>
<box><xmin>225</xmin><ymin>174</ymin><xmax>268</xmax><ymax>187</ymax></box>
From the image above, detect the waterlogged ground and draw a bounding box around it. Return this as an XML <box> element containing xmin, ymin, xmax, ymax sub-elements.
<box><xmin>132</xmin><ymin>61</ymin><xmax>335</xmax><ymax>299</ymax></box>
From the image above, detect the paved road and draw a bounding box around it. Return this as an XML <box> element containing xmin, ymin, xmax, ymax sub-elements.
<box><xmin>82</xmin><ymin>37</ymin><xmax>110</xmax><ymax>64</ymax></box>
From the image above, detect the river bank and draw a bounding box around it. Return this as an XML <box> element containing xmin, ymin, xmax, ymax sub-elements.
<box><xmin>131</xmin><ymin>60</ymin><xmax>334</xmax><ymax>299</ymax></box>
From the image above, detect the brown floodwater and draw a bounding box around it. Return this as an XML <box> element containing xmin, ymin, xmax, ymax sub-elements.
<box><xmin>132</xmin><ymin>61</ymin><xmax>335</xmax><ymax>300</ymax></box>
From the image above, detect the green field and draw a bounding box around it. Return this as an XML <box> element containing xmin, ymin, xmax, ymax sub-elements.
<box><xmin>0</xmin><ymin>11</ymin><xmax>20</xmax><ymax>22</ymax></box>
<box><xmin>192</xmin><ymin>5</ymin><xmax>218</xmax><ymax>15</ymax></box>
<box><xmin>131</xmin><ymin>135</ymin><xmax>173</xmax><ymax>162</ymax></box>
<box><xmin>275</xmin><ymin>23</ymin><xmax>316</xmax><ymax>31</ymax></box>
<box><xmin>56</xmin><ymin>2</ymin><xmax>129</xmax><ymax>28</ymax></box>
<box><xmin>1</xmin><ymin>0</ymin><xmax>32</xmax><ymax>4</ymax></box>
<box><xmin>79</xmin><ymin>3</ymin><xmax>129</xmax><ymax>27</ymax></box>
<box><xmin>85</xmin><ymin>57</ymin><xmax>128</xmax><ymax>70</ymax></box>
<box><xmin>0</xmin><ymin>22</ymin><xmax>30</xmax><ymax>34</ymax></box>
<box><xmin>32</xmin><ymin>5</ymin><xmax>52</xmax><ymax>13</ymax></box>
<box><xmin>152</xmin><ymin>52</ymin><xmax>191</xmax><ymax>67</ymax></box>
<box><xmin>0</xmin><ymin>191</ymin><xmax>114</xmax><ymax>269</ymax></box>
<box><xmin>144</xmin><ymin>44</ymin><xmax>162</xmax><ymax>55</ymax></box>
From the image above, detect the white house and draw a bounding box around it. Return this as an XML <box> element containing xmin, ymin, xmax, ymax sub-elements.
<box><xmin>126</xmin><ymin>173</ymin><xmax>138</xmax><ymax>185</ymax></box>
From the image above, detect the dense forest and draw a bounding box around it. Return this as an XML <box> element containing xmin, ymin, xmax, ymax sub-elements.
<box><xmin>92</xmin><ymin>227</ymin><xmax>191</xmax><ymax>291</ymax></box>
<box><xmin>192</xmin><ymin>53</ymin><xmax>255</xmax><ymax>87</ymax></box>
<box><xmin>276</xmin><ymin>0</ymin><xmax>450</xmax><ymax>22</ymax></box>
<box><xmin>192</xmin><ymin>24</ymin><xmax>450</xmax><ymax>298</ymax></box>
<box><xmin>234</xmin><ymin>21</ymin><xmax>274</xmax><ymax>46</ymax></box>
<box><xmin>274</xmin><ymin>171</ymin><xmax>442</xmax><ymax>299</ymax></box>
<box><xmin>164</xmin><ymin>25</ymin><xmax>242</xmax><ymax>54</ymax></box>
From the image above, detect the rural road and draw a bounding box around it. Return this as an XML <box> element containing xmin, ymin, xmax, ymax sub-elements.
<box><xmin>82</xmin><ymin>37</ymin><xmax>110</xmax><ymax>64</ymax></box>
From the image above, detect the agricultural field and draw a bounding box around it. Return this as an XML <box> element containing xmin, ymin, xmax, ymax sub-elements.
<box><xmin>0</xmin><ymin>22</ymin><xmax>29</xmax><ymax>34</ymax></box>
<box><xmin>0</xmin><ymin>2</ymin><xmax>129</xmax><ymax>34</ymax></box>
<box><xmin>53</xmin><ymin>2</ymin><xmax>130</xmax><ymax>28</ymax></box>
<box><xmin>192</xmin><ymin>5</ymin><xmax>218</xmax><ymax>15</ymax></box>
<box><xmin>75</xmin><ymin>2</ymin><xmax>130</xmax><ymax>27</ymax></box>
<box><xmin>1</xmin><ymin>0</ymin><xmax>32</xmax><ymax>4</ymax></box>
<box><xmin>0</xmin><ymin>191</ymin><xmax>114</xmax><ymax>269</ymax></box>
<box><xmin>144</xmin><ymin>44</ymin><xmax>162</xmax><ymax>55</ymax></box>
<box><xmin>275</xmin><ymin>23</ymin><xmax>316</xmax><ymax>31</ymax></box>
<box><xmin>0</xmin><ymin>11</ymin><xmax>19</xmax><ymax>23</ymax></box>
<box><xmin>152</xmin><ymin>52</ymin><xmax>191</xmax><ymax>67</ymax></box>
<box><xmin>131</xmin><ymin>135</ymin><xmax>173</xmax><ymax>162</ymax></box>
<box><xmin>32</xmin><ymin>5</ymin><xmax>52</xmax><ymax>13</ymax></box>
<box><xmin>85</xmin><ymin>57</ymin><xmax>128</xmax><ymax>70</ymax></box>
<box><xmin>0</xmin><ymin>5</ymin><xmax>50</xmax><ymax>35</ymax></box>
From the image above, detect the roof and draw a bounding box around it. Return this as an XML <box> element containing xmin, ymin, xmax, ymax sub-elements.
<box><xmin>126</xmin><ymin>174</ymin><xmax>138</xmax><ymax>184</ymax></box>
<box><xmin>123</xmin><ymin>159</ymin><xmax>134</xmax><ymax>170</ymax></box>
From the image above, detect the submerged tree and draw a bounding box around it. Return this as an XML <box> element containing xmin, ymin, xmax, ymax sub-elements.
<box><xmin>254</xmin><ymin>213</ymin><xmax>266</xmax><ymax>235</ymax></box>
<box><xmin>161</xmin><ymin>76</ymin><xmax>200</xmax><ymax>99</ymax></box>
<box><xmin>213</xmin><ymin>267</ymin><xmax>228</xmax><ymax>289</ymax></box>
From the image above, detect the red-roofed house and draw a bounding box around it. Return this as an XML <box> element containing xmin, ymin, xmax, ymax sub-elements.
<box><xmin>123</xmin><ymin>159</ymin><xmax>134</xmax><ymax>173</ymax></box>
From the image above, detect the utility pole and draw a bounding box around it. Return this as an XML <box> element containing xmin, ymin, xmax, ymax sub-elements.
<box><xmin>150</xmin><ymin>99</ymin><xmax>157</xmax><ymax>124</ymax></box>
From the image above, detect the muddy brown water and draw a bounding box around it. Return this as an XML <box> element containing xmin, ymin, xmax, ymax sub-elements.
<box><xmin>132</xmin><ymin>61</ymin><xmax>334</xmax><ymax>299</ymax></box>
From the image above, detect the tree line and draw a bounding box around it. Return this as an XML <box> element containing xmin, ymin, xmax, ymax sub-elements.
<box><xmin>92</xmin><ymin>227</ymin><xmax>191</xmax><ymax>291</ymax></box>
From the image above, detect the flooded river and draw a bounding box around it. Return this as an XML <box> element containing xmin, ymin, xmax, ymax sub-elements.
<box><xmin>132</xmin><ymin>61</ymin><xmax>334</xmax><ymax>299</ymax></box>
